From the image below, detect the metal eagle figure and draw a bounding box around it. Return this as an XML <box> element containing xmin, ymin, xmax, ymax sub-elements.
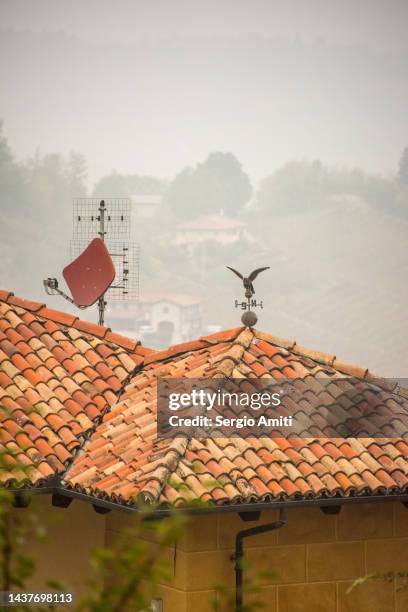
<box><xmin>226</xmin><ymin>266</ymin><xmax>270</xmax><ymax>299</ymax></box>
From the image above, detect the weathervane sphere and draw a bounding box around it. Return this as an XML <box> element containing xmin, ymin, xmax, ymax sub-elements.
<box><xmin>241</xmin><ymin>310</ymin><xmax>258</xmax><ymax>327</ymax></box>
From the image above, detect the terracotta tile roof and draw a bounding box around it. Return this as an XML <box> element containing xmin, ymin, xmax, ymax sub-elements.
<box><xmin>2</xmin><ymin>289</ymin><xmax>408</xmax><ymax>510</ymax></box>
<box><xmin>64</xmin><ymin>327</ymin><xmax>408</xmax><ymax>508</ymax></box>
<box><xmin>0</xmin><ymin>290</ymin><xmax>153</xmax><ymax>486</ymax></box>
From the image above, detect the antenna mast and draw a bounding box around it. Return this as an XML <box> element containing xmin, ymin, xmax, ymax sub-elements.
<box><xmin>97</xmin><ymin>200</ymin><xmax>106</xmax><ymax>325</ymax></box>
<box><xmin>43</xmin><ymin>198</ymin><xmax>139</xmax><ymax>325</ymax></box>
<box><xmin>71</xmin><ymin>198</ymin><xmax>139</xmax><ymax>326</ymax></box>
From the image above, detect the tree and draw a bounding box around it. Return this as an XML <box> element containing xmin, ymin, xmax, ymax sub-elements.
<box><xmin>0</xmin><ymin>444</ymin><xmax>265</xmax><ymax>612</ymax></box>
<box><xmin>92</xmin><ymin>171</ymin><xmax>130</xmax><ymax>198</ymax></box>
<box><xmin>1</xmin><ymin>486</ymin><xmax>266</xmax><ymax>612</ymax></box>
<box><xmin>0</xmin><ymin>124</ymin><xmax>90</xmax><ymax>296</ymax></box>
<box><xmin>0</xmin><ymin>438</ymin><xmax>183</xmax><ymax>612</ymax></box>
<box><xmin>92</xmin><ymin>172</ymin><xmax>166</xmax><ymax>198</ymax></box>
<box><xmin>256</xmin><ymin>160</ymin><xmax>396</xmax><ymax>215</ymax></box>
<box><xmin>29</xmin><ymin>153</ymin><xmax>67</xmax><ymax>206</ymax></box>
<box><xmin>165</xmin><ymin>152</ymin><xmax>252</xmax><ymax>219</ymax></box>
<box><xmin>256</xmin><ymin>160</ymin><xmax>328</xmax><ymax>214</ymax></box>
<box><xmin>68</xmin><ymin>151</ymin><xmax>87</xmax><ymax>198</ymax></box>
<box><xmin>127</xmin><ymin>175</ymin><xmax>167</xmax><ymax>195</ymax></box>
<box><xmin>0</xmin><ymin>121</ymin><xmax>27</xmax><ymax>212</ymax></box>
<box><xmin>398</xmin><ymin>147</ymin><xmax>408</xmax><ymax>186</ymax></box>
<box><xmin>23</xmin><ymin>150</ymin><xmax>76</xmax><ymax>234</ymax></box>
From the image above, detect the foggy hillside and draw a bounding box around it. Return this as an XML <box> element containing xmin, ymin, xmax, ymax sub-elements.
<box><xmin>1</xmin><ymin>0</ymin><xmax>408</xmax><ymax>377</ymax></box>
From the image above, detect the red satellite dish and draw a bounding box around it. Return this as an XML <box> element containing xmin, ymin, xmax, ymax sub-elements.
<box><xmin>63</xmin><ymin>238</ymin><xmax>116</xmax><ymax>307</ymax></box>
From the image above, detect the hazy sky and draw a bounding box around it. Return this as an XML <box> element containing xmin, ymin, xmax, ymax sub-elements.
<box><xmin>1</xmin><ymin>0</ymin><xmax>408</xmax><ymax>186</ymax></box>
<box><xmin>2</xmin><ymin>0</ymin><xmax>408</xmax><ymax>49</ymax></box>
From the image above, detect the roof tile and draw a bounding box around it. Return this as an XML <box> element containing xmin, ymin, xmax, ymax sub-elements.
<box><xmin>60</xmin><ymin>321</ymin><xmax>408</xmax><ymax>509</ymax></box>
<box><xmin>104</xmin><ymin>331</ymin><xmax>139</xmax><ymax>351</ymax></box>
<box><xmin>0</xmin><ymin>288</ymin><xmax>153</xmax><ymax>481</ymax></box>
<box><xmin>332</xmin><ymin>359</ymin><xmax>368</xmax><ymax>379</ymax></box>
<box><xmin>8</xmin><ymin>296</ymin><xmax>44</xmax><ymax>312</ymax></box>
<box><xmin>74</xmin><ymin>319</ymin><xmax>109</xmax><ymax>339</ymax></box>
<box><xmin>3</xmin><ymin>287</ymin><xmax>408</xmax><ymax>511</ymax></box>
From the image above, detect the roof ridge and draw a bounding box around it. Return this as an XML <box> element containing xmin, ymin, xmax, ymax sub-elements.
<box><xmin>1</xmin><ymin>288</ymin><xmax>401</xmax><ymax>395</ymax></box>
<box><xmin>137</xmin><ymin>437</ymin><xmax>189</xmax><ymax>504</ymax></box>
<box><xmin>253</xmin><ymin>328</ymin><xmax>402</xmax><ymax>394</ymax></box>
<box><xmin>0</xmin><ymin>288</ymin><xmax>149</xmax><ymax>354</ymax></box>
<box><xmin>211</xmin><ymin>327</ymin><xmax>254</xmax><ymax>378</ymax></box>
<box><xmin>143</xmin><ymin>327</ymin><xmax>245</xmax><ymax>366</ymax></box>
<box><xmin>199</xmin><ymin>326</ymin><xmax>245</xmax><ymax>343</ymax></box>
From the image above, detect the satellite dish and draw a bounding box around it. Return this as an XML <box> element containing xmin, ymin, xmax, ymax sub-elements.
<box><xmin>43</xmin><ymin>199</ymin><xmax>137</xmax><ymax>326</ymax></box>
<box><xmin>43</xmin><ymin>237</ymin><xmax>116</xmax><ymax>315</ymax></box>
<box><xmin>62</xmin><ymin>238</ymin><xmax>115</xmax><ymax>307</ymax></box>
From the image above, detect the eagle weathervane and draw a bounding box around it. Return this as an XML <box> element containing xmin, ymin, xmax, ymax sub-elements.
<box><xmin>226</xmin><ymin>266</ymin><xmax>270</xmax><ymax>327</ymax></box>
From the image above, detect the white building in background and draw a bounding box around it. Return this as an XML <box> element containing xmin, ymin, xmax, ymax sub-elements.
<box><xmin>106</xmin><ymin>293</ymin><xmax>202</xmax><ymax>348</ymax></box>
<box><xmin>176</xmin><ymin>214</ymin><xmax>251</xmax><ymax>249</ymax></box>
<box><xmin>131</xmin><ymin>194</ymin><xmax>162</xmax><ymax>218</ymax></box>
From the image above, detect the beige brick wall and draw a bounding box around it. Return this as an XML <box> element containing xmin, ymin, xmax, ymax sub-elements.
<box><xmin>13</xmin><ymin>496</ymin><xmax>106</xmax><ymax>601</ymax></box>
<box><xmin>13</xmin><ymin>498</ymin><xmax>408</xmax><ymax>611</ymax></box>
<box><xmin>106</xmin><ymin>500</ymin><xmax>408</xmax><ymax>612</ymax></box>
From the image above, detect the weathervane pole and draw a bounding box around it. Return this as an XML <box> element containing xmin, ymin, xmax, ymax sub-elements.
<box><xmin>97</xmin><ymin>200</ymin><xmax>106</xmax><ymax>326</ymax></box>
<box><xmin>226</xmin><ymin>265</ymin><xmax>270</xmax><ymax>327</ymax></box>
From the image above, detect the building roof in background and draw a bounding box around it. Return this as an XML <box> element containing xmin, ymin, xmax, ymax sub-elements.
<box><xmin>2</xmin><ymin>289</ymin><xmax>408</xmax><ymax>511</ymax></box>
<box><xmin>176</xmin><ymin>214</ymin><xmax>246</xmax><ymax>231</ymax></box>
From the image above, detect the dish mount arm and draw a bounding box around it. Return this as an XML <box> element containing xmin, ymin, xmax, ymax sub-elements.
<box><xmin>43</xmin><ymin>278</ymin><xmax>87</xmax><ymax>309</ymax></box>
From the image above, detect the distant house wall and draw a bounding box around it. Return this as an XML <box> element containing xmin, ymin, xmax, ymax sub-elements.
<box><xmin>107</xmin><ymin>501</ymin><xmax>408</xmax><ymax>612</ymax></box>
<box><xmin>150</xmin><ymin>301</ymin><xmax>180</xmax><ymax>340</ymax></box>
<box><xmin>107</xmin><ymin>298</ymin><xmax>202</xmax><ymax>346</ymax></box>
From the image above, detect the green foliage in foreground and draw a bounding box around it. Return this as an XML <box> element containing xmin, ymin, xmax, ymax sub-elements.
<box><xmin>0</xmin><ymin>487</ymin><xmax>271</xmax><ymax>611</ymax></box>
<box><xmin>0</xmin><ymin>441</ymin><xmax>269</xmax><ymax>612</ymax></box>
<box><xmin>348</xmin><ymin>570</ymin><xmax>408</xmax><ymax>595</ymax></box>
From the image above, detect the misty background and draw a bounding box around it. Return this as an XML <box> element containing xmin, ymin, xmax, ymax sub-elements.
<box><xmin>0</xmin><ymin>0</ymin><xmax>408</xmax><ymax>375</ymax></box>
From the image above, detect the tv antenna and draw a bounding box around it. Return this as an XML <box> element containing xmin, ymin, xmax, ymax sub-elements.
<box><xmin>44</xmin><ymin>198</ymin><xmax>139</xmax><ymax>326</ymax></box>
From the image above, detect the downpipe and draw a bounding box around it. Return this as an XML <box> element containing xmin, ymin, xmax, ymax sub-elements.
<box><xmin>231</xmin><ymin>508</ymin><xmax>287</xmax><ymax>611</ymax></box>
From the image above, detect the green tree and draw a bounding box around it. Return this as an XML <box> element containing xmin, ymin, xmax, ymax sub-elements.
<box><xmin>398</xmin><ymin>147</ymin><xmax>408</xmax><ymax>185</ymax></box>
<box><xmin>0</xmin><ymin>441</ymin><xmax>265</xmax><ymax>612</ymax></box>
<box><xmin>0</xmin><ymin>125</ymin><xmax>91</xmax><ymax>293</ymax></box>
<box><xmin>68</xmin><ymin>152</ymin><xmax>87</xmax><ymax>198</ymax></box>
<box><xmin>92</xmin><ymin>171</ymin><xmax>130</xmax><ymax>198</ymax></box>
<box><xmin>257</xmin><ymin>160</ymin><xmax>396</xmax><ymax>215</ymax></box>
<box><xmin>92</xmin><ymin>172</ymin><xmax>166</xmax><ymax>198</ymax></box>
<box><xmin>24</xmin><ymin>150</ymin><xmax>86</xmax><ymax>215</ymax></box>
<box><xmin>28</xmin><ymin>153</ymin><xmax>67</xmax><ymax>206</ymax></box>
<box><xmin>127</xmin><ymin>175</ymin><xmax>167</xmax><ymax>195</ymax></box>
<box><xmin>165</xmin><ymin>152</ymin><xmax>252</xmax><ymax>219</ymax></box>
<box><xmin>0</xmin><ymin>443</ymin><xmax>50</xmax><ymax>612</ymax></box>
<box><xmin>0</xmin><ymin>121</ymin><xmax>27</xmax><ymax>212</ymax></box>
<box><xmin>256</xmin><ymin>160</ymin><xmax>329</xmax><ymax>214</ymax></box>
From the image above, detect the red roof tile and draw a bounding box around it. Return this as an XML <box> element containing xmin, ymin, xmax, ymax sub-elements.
<box><xmin>2</xmin><ymin>289</ymin><xmax>408</xmax><ymax>510</ymax></box>
<box><xmin>0</xmin><ymin>289</ymin><xmax>152</xmax><ymax>486</ymax></box>
<box><xmin>8</xmin><ymin>295</ymin><xmax>45</xmax><ymax>312</ymax></box>
<box><xmin>63</xmin><ymin>327</ymin><xmax>408</xmax><ymax>509</ymax></box>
